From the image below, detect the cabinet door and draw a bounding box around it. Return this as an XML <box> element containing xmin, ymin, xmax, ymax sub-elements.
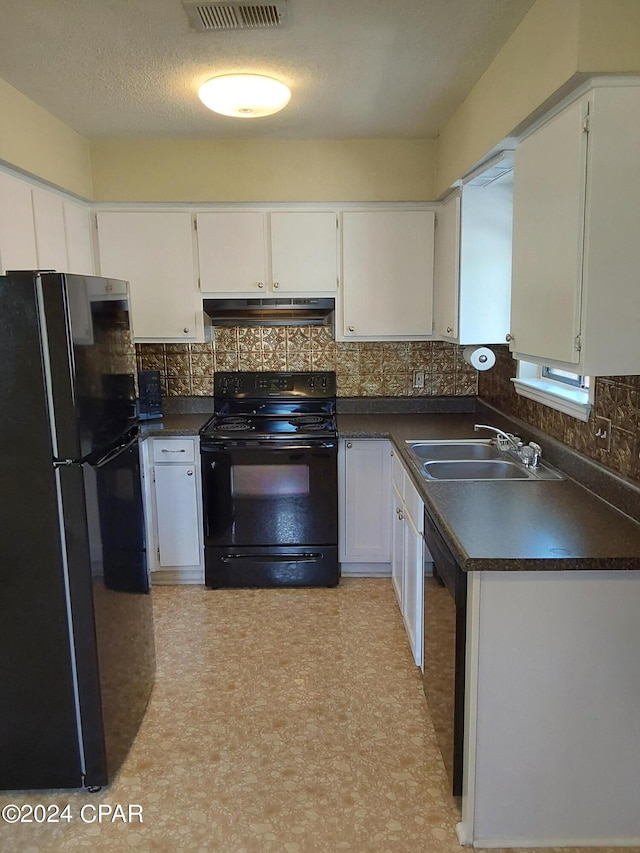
<box><xmin>63</xmin><ymin>200</ymin><xmax>94</xmax><ymax>275</ymax></box>
<box><xmin>338</xmin><ymin>439</ymin><xmax>392</xmax><ymax>562</ymax></box>
<box><xmin>510</xmin><ymin>99</ymin><xmax>587</xmax><ymax>364</ymax></box>
<box><xmin>458</xmin><ymin>175</ymin><xmax>513</xmax><ymax>345</ymax></box>
<box><xmin>403</xmin><ymin>510</ymin><xmax>424</xmax><ymax>667</ymax></box>
<box><xmin>153</xmin><ymin>464</ymin><xmax>201</xmax><ymax>567</ymax></box>
<box><xmin>402</xmin><ymin>478</ymin><xmax>424</xmax><ymax>668</ymax></box>
<box><xmin>97</xmin><ymin>212</ymin><xmax>199</xmax><ymax>340</ymax></box>
<box><xmin>270</xmin><ymin>211</ymin><xmax>337</xmax><ymax>292</ymax></box>
<box><xmin>391</xmin><ymin>482</ymin><xmax>404</xmax><ymax>609</ymax></box>
<box><xmin>342</xmin><ymin>210</ymin><xmax>434</xmax><ymax>338</ymax></box>
<box><xmin>432</xmin><ymin>192</ymin><xmax>460</xmax><ymax>339</ymax></box>
<box><xmin>197</xmin><ymin>212</ymin><xmax>267</xmax><ymax>293</ymax></box>
<box><xmin>32</xmin><ymin>187</ymin><xmax>68</xmax><ymax>272</ymax></box>
<box><xmin>0</xmin><ymin>170</ymin><xmax>38</xmax><ymax>273</ymax></box>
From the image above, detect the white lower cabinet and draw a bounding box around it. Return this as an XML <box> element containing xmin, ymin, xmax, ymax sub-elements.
<box><xmin>390</xmin><ymin>448</ymin><xmax>427</xmax><ymax>669</ymax></box>
<box><xmin>338</xmin><ymin>439</ymin><xmax>393</xmax><ymax>575</ymax></box>
<box><xmin>142</xmin><ymin>437</ymin><xmax>204</xmax><ymax>584</ymax></box>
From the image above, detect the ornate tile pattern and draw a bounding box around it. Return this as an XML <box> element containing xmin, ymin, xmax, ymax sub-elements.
<box><xmin>136</xmin><ymin>333</ymin><xmax>479</xmax><ymax>398</ymax></box>
<box><xmin>478</xmin><ymin>346</ymin><xmax>640</xmax><ymax>485</ymax></box>
<box><xmin>0</xmin><ymin>580</ymin><xmax>626</xmax><ymax>852</ymax></box>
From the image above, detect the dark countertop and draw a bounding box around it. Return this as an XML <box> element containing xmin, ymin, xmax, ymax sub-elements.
<box><xmin>139</xmin><ymin>407</ymin><xmax>640</xmax><ymax>573</ymax></box>
<box><xmin>338</xmin><ymin>412</ymin><xmax>640</xmax><ymax>572</ymax></box>
<box><xmin>139</xmin><ymin>413</ymin><xmax>211</xmax><ymax>437</ymax></box>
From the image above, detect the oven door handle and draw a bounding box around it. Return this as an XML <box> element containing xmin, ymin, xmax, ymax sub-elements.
<box><xmin>200</xmin><ymin>442</ymin><xmax>336</xmax><ymax>452</ymax></box>
<box><xmin>220</xmin><ymin>553</ymin><xmax>322</xmax><ymax>564</ymax></box>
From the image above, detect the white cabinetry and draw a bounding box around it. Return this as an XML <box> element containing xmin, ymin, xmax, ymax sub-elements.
<box><xmin>338</xmin><ymin>439</ymin><xmax>392</xmax><ymax>576</ymax></box>
<box><xmin>32</xmin><ymin>187</ymin><xmax>68</xmax><ymax>272</ymax></box>
<box><xmin>0</xmin><ymin>169</ymin><xmax>94</xmax><ymax>276</ymax></box>
<box><xmin>197</xmin><ymin>210</ymin><xmax>338</xmax><ymax>294</ymax></box>
<box><xmin>433</xmin><ymin>169</ymin><xmax>512</xmax><ymax>344</ymax></box>
<box><xmin>96</xmin><ymin>211</ymin><xmax>203</xmax><ymax>342</ymax></box>
<box><xmin>341</xmin><ymin>210</ymin><xmax>435</xmax><ymax>340</ymax></box>
<box><xmin>0</xmin><ymin>170</ymin><xmax>38</xmax><ymax>273</ymax></box>
<box><xmin>509</xmin><ymin>81</ymin><xmax>640</xmax><ymax>375</ymax></box>
<box><xmin>390</xmin><ymin>449</ymin><xmax>427</xmax><ymax>668</ymax></box>
<box><xmin>62</xmin><ymin>199</ymin><xmax>94</xmax><ymax>275</ymax></box>
<box><xmin>142</xmin><ymin>437</ymin><xmax>204</xmax><ymax>584</ymax></box>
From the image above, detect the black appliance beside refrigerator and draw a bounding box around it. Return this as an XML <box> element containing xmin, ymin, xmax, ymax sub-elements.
<box><xmin>0</xmin><ymin>271</ymin><xmax>155</xmax><ymax>791</ymax></box>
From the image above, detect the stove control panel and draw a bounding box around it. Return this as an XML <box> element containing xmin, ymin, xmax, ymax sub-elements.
<box><xmin>215</xmin><ymin>372</ymin><xmax>336</xmax><ymax>399</ymax></box>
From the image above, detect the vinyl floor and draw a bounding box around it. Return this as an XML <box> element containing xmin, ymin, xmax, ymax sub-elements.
<box><xmin>0</xmin><ymin>579</ymin><xmax>631</xmax><ymax>852</ymax></box>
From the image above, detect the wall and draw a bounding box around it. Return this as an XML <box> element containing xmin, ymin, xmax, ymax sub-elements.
<box><xmin>435</xmin><ymin>0</ymin><xmax>640</xmax><ymax>196</ymax></box>
<box><xmin>0</xmin><ymin>79</ymin><xmax>93</xmax><ymax>199</ymax></box>
<box><xmin>90</xmin><ymin>139</ymin><xmax>437</xmax><ymax>203</ymax></box>
<box><xmin>137</xmin><ymin>332</ymin><xmax>477</xmax><ymax>399</ymax></box>
<box><xmin>478</xmin><ymin>347</ymin><xmax>640</xmax><ymax>484</ymax></box>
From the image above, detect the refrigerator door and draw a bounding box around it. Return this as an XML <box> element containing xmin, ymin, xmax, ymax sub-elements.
<box><xmin>38</xmin><ymin>272</ymin><xmax>137</xmax><ymax>462</ymax></box>
<box><xmin>0</xmin><ymin>274</ymin><xmax>91</xmax><ymax>789</ymax></box>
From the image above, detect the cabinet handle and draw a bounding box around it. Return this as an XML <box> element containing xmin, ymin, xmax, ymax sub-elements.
<box><xmin>506</xmin><ymin>333</ymin><xmax>514</xmax><ymax>342</ymax></box>
<box><xmin>447</xmin><ymin>326</ymin><xmax>453</xmax><ymax>334</ymax></box>
<box><xmin>187</xmin><ymin>470</ymin><xmax>193</xmax><ymax>476</ymax></box>
<box><xmin>346</xmin><ymin>442</ymin><xmax>352</xmax><ymax>448</ymax></box>
<box><xmin>161</xmin><ymin>448</ymin><xmax>186</xmax><ymax>453</ymax></box>
<box><xmin>347</xmin><ymin>325</ymin><xmax>355</xmax><ymax>332</ymax></box>
<box><xmin>257</xmin><ymin>282</ymin><xmax>265</xmax><ymax>289</ymax></box>
<box><xmin>397</xmin><ymin>510</ymin><xmax>404</xmax><ymax>521</ymax></box>
<box><xmin>183</xmin><ymin>327</ymin><xmax>190</xmax><ymax>334</ymax></box>
<box><xmin>273</xmin><ymin>281</ymin><xmax>280</xmax><ymax>289</ymax></box>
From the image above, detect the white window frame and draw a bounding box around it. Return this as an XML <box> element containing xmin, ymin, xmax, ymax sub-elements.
<box><xmin>512</xmin><ymin>361</ymin><xmax>592</xmax><ymax>422</ymax></box>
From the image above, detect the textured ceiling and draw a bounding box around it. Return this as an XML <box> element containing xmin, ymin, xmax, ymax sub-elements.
<box><xmin>0</xmin><ymin>0</ymin><xmax>534</xmax><ymax>139</ymax></box>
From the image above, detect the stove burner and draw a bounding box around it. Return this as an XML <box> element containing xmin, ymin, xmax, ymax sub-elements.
<box><xmin>298</xmin><ymin>422</ymin><xmax>328</xmax><ymax>431</ymax></box>
<box><xmin>214</xmin><ymin>421</ymin><xmax>255</xmax><ymax>432</ymax></box>
<box><xmin>290</xmin><ymin>416</ymin><xmax>325</xmax><ymax>425</ymax></box>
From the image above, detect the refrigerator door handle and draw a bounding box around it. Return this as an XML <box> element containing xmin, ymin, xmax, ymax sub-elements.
<box><xmin>89</xmin><ymin>433</ymin><xmax>139</xmax><ymax>469</ymax></box>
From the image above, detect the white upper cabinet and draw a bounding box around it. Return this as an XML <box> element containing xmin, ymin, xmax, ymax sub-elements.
<box><xmin>341</xmin><ymin>209</ymin><xmax>435</xmax><ymax>340</ymax></box>
<box><xmin>197</xmin><ymin>210</ymin><xmax>338</xmax><ymax>294</ymax></box>
<box><xmin>270</xmin><ymin>211</ymin><xmax>337</xmax><ymax>292</ymax></box>
<box><xmin>31</xmin><ymin>187</ymin><xmax>68</xmax><ymax>272</ymax></box>
<box><xmin>197</xmin><ymin>211</ymin><xmax>267</xmax><ymax>293</ymax></box>
<box><xmin>0</xmin><ymin>170</ymin><xmax>38</xmax><ymax>273</ymax></box>
<box><xmin>433</xmin><ymin>169</ymin><xmax>513</xmax><ymax>345</ymax></box>
<box><xmin>62</xmin><ymin>199</ymin><xmax>94</xmax><ymax>275</ymax></box>
<box><xmin>510</xmin><ymin>82</ymin><xmax>640</xmax><ymax>375</ymax></box>
<box><xmin>96</xmin><ymin>211</ymin><xmax>202</xmax><ymax>342</ymax></box>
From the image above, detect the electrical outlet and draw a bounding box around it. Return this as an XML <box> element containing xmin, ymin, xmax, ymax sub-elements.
<box><xmin>595</xmin><ymin>416</ymin><xmax>611</xmax><ymax>452</ymax></box>
<box><xmin>412</xmin><ymin>370</ymin><xmax>425</xmax><ymax>389</ymax></box>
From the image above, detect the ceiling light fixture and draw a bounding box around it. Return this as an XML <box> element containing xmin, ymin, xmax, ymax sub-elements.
<box><xmin>198</xmin><ymin>74</ymin><xmax>291</xmax><ymax>118</ymax></box>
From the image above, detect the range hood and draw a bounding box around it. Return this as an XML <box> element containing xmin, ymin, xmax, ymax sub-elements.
<box><xmin>203</xmin><ymin>297</ymin><xmax>335</xmax><ymax>328</ymax></box>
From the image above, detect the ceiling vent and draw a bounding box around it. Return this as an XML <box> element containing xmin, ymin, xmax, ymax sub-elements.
<box><xmin>182</xmin><ymin>0</ymin><xmax>287</xmax><ymax>31</ymax></box>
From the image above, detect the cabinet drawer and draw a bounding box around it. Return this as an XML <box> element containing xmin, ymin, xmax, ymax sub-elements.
<box><xmin>151</xmin><ymin>438</ymin><xmax>196</xmax><ymax>463</ymax></box>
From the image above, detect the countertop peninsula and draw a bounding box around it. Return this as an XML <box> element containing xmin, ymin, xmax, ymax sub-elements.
<box><xmin>338</xmin><ymin>411</ymin><xmax>640</xmax><ymax>572</ymax></box>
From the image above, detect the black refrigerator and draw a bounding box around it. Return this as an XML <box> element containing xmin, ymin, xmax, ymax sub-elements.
<box><xmin>0</xmin><ymin>271</ymin><xmax>155</xmax><ymax>791</ymax></box>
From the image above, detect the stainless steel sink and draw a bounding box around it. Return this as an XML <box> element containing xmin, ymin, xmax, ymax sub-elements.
<box><xmin>405</xmin><ymin>440</ymin><xmax>564</xmax><ymax>481</ymax></box>
<box><xmin>407</xmin><ymin>440</ymin><xmax>501</xmax><ymax>461</ymax></box>
<box><xmin>423</xmin><ymin>459</ymin><xmax>532</xmax><ymax>480</ymax></box>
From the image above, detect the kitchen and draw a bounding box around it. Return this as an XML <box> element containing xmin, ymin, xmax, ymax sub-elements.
<box><xmin>1</xmin><ymin>1</ymin><xmax>640</xmax><ymax>850</ymax></box>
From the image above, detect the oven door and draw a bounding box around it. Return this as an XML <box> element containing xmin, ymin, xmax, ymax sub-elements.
<box><xmin>201</xmin><ymin>440</ymin><xmax>339</xmax><ymax>588</ymax></box>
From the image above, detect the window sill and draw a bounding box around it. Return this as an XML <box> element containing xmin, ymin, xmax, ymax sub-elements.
<box><xmin>511</xmin><ymin>377</ymin><xmax>591</xmax><ymax>422</ymax></box>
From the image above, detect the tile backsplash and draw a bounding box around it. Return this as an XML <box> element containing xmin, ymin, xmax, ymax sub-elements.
<box><xmin>478</xmin><ymin>346</ymin><xmax>640</xmax><ymax>484</ymax></box>
<box><xmin>136</xmin><ymin>327</ymin><xmax>478</xmax><ymax>398</ymax></box>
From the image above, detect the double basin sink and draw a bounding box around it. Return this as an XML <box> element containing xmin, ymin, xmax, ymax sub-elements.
<box><xmin>405</xmin><ymin>440</ymin><xmax>564</xmax><ymax>481</ymax></box>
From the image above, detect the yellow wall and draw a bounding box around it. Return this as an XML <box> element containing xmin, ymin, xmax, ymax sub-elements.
<box><xmin>90</xmin><ymin>138</ymin><xmax>436</xmax><ymax>203</ymax></box>
<box><xmin>435</xmin><ymin>0</ymin><xmax>640</xmax><ymax>197</ymax></box>
<box><xmin>0</xmin><ymin>79</ymin><xmax>93</xmax><ymax>198</ymax></box>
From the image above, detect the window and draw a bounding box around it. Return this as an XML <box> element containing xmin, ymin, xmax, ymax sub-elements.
<box><xmin>540</xmin><ymin>367</ymin><xmax>590</xmax><ymax>390</ymax></box>
<box><xmin>511</xmin><ymin>361</ymin><xmax>592</xmax><ymax>421</ymax></box>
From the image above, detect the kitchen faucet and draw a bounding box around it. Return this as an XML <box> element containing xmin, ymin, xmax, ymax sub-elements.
<box><xmin>473</xmin><ymin>424</ymin><xmax>543</xmax><ymax>468</ymax></box>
